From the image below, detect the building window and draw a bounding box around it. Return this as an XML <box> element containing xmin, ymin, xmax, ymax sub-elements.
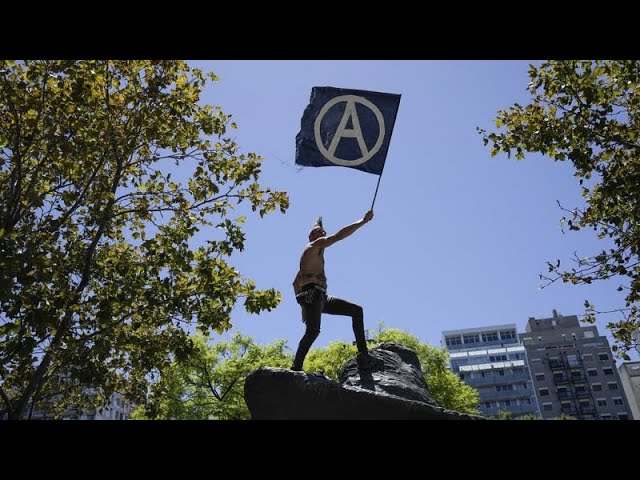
<box><xmin>526</xmin><ymin>399</ymin><xmax>532</xmax><ymax>404</ymax></box>
<box><xmin>618</xmin><ymin>414</ymin><xmax>629</xmax><ymax>420</ymax></box>
<box><xmin>587</xmin><ymin>369</ymin><xmax>598</xmax><ymax>377</ymax></box>
<box><xmin>522</xmin><ymin>337</ymin><xmax>533</xmax><ymax>344</ymax></box>
<box><xmin>535</xmin><ymin>373</ymin><xmax>545</xmax><ymax>381</ymax></box>
<box><xmin>600</xmin><ymin>414</ymin><xmax>612</xmax><ymax>420</ymax></box>
<box><xmin>583</xmin><ymin>331</ymin><xmax>594</xmax><ymax>339</ymax></box>
<box><xmin>539</xmin><ymin>388</ymin><xmax>549</xmax><ymax>396</ymax></box>
<box><xmin>572</xmin><ymin>333</ymin><xmax>577</xmax><ymax>341</ymax></box>
<box><xmin>597</xmin><ymin>399</ymin><xmax>607</xmax><ymax>407</ymax></box>
<box><xmin>497</xmin><ymin>370</ymin><xmax>504</xmax><ymax>376</ymax></box>
<box><xmin>500</xmin><ymin>330</ymin><xmax>516</xmax><ymax>340</ymax></box>
<box><xmin>543</xmin><ymin>403</ymin><xmax>553</xmax><ymax>411</ymax></box>
<box><xmin>505</xmin><ymin>400</ymin><xmax>511</xmax><ymax>406</ymax></box>
<box><xmin>608</xmin><ymin>383</ymin><xmax>619</xmax><ymax>391</ymax></box>
<box><xmin>482</xmin><ymin>332</ymin><xmax>498</xmax><ymax>342</ymax></box>
<box><xmin>463</xmin><ymin>334</ymin><xmax>480</xmax><ymax>344</ymax></box>
<box><xmin>446</xmin><ymin>336</ymin><xmax>462</xmax><ymax>346</ymax></box>
<box><xmin>489</xmin><ymin>355</ymin><xmax>507</xmax><ymax>362</ymax></box>
<box><xmin>598</xmin><ymin>353</ymin><xmax>608</xmax><ymax>361</ymax></box>
<box><xmin>613</xmin><ymin>398</ymin><xmax>624</xmax><ymax>406</ymax></box>
<box><xmin>485</xmin><ymin>402</ymin><xmax>491</xmax><ymax>408</ymax></box>
<box><xmin>582</xmin><ymin>354</ymin><xmax>593</xmax><ymax>361</ymax></box>
<box><xmin>459</xmin><ymin>373</ymin><xmax>464</xmax><ymax>380</ymax></box>
<box><xmin>537</xmin><ymin>336</ymin><xmax>543</xmax><ymax>342</ymax></box>
<box><xmin>603</xmin><ymin>368</ymin><xmax>614</xmax><ymax>375</ymax></box>
<box><xmin>592</xmin><ymin>384</ymin><xmax>603</xmax><ymax>392</ymax></box>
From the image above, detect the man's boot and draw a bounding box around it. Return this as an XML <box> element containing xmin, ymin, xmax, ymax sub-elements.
<box><xmin>356</xmin><ymin>351</ymin><xmax>374</xmax><ymax>370</ymax></box>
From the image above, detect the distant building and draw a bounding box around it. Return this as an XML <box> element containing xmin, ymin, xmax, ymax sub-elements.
<box><xmin>520</xmin><ymin>310</ymin><xmax>632</xmax><ymax>420</ymax></box>
<box><xmin>443</xmin><ymin>324</ymin><xmax>540</xmax><ymax>418</ymax></box>
<box><xmin>618</xmin><ymin>362</ymin><xmax>640</xmax><ymax>420</ymax></box>
<box><xmin>18</xmin><ymin>391</ymin><xmax>133</xmax><ymax>420</ymax></box>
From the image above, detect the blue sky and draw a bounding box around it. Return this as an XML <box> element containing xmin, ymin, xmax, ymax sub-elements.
<box><xmin>187</xmin><ymin>60</ymin><xmax>638</xmax><ymax>363</ymax></box>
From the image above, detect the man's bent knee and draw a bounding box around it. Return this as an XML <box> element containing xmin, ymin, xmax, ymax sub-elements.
<box><xmin>304</xmin><ymin>327</ymin><xmax>321</xmax><ymax>340</ymax></box>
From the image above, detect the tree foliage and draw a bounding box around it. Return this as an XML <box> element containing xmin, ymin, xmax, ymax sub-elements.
<box><xmin>306</xmin><ymin>325</ymin><xmax>480</xmax><ymax>414</ymax></box>
<box><xmin>480</xmin><ymin>60</ymin><xmax>640</xmax><ymax>358</ymax></box>
<box><xmin>496</xmin><ymin>409</ymin><xmax>514</xmax><ymax>420</ymax></box>
<box><xmin>0</xmin><ymin>60</ymin><xmax>289</xmax><ymax>419</ymax></box>
<box><xmin>304</xmin><ymin>340</ymin><xmax>359</xmax><ymax>380</ymax></box>
<box><xmin>133</xmin><ymin>334</ymin><xmax>291</xmax><ymax>420</ymax></box>
<box><xmin>137</xmin><ymin>325</ymin><xmax>479</xmax><ymax>419</ymax></box>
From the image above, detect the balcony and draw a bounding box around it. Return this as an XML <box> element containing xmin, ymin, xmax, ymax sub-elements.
<box><xmin>548</xmin><ymin>359</ymin><xmax>565</xmax><ymax>369</ymax></box>
<box><xmin>560</xmin><ymin>406</ymin><xmax>578</xmax><ymax>416</ymax></box>
<box><xmin>552</xmin><ymin>375</ymin><xmax>570</xmax><ymax>384</ymax></box>
<box><xmin>574</xmin><ymin>390</ymin><xmax>591</xmax><ymax>399</ymax></box>
<box><xmin>478</xmin><ymin>390</ymin><xmax>534</xmax><ymax>402</ymax></box>
<box><xmin>482</xmin><ymin>404</ymin><xmax>540</xmax><ymax>417</ymax></box>
<box><xmin>465</xmin><ymin>372</ymin><xmax>532</xmax><ymax>387</ymax></box>
<box><xmin>556</xmin><ymin>391</ymin><xmax>574</xmax><ymax>399</ymax></box>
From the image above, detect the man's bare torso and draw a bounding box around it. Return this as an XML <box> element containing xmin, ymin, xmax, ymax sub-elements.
<box><xmin>295</xmin><ymin>244</ymin><xmax>327</xmax><ymax>292</ymax></box>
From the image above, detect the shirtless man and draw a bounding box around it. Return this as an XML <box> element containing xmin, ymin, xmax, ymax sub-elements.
<box><xmin>291</xmin><ymin>210</ymin><xmax>374</xmax><ymax>371</ymax></box>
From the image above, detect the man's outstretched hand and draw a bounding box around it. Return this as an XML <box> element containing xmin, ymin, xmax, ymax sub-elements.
<box><xmin>363</xmin><ymin>210</ymin><xmax>374</xmax><ymax>223</ymax></box>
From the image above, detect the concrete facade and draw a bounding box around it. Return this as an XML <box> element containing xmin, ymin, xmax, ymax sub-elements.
<box><xmin>17</xmin><ymin>391</ymin><xmax>133</xmax><ymax>420</ymax></box>
<box><xmin>618</xmin><ymin>362</ymin><xmax>640</xmax><ymax>420</ymax></box>
<box><xmin>443</xmin><ymin>323</ymin><xmax>540</xmax><ymax>418</ymax></box>
<box><xmin>520</xmin><ymin>311</ymin><xmax>632</xmax><ymax>420</ymax></box>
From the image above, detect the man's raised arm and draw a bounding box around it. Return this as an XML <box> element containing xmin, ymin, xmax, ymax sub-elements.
<box><xmin>311</xmin><ymin>210</ymin><xmax>374</xmax><ymax>249</ymax></box>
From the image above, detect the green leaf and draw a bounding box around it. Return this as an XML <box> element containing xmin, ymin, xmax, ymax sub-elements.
<box><xmin>0</xmin><ymin>60</ymin><xmax>289</xmax><ymax>419</ymax></box>
<box><xmin>478</xmin><ymin>60</ymin><xmax>640</xmax><ymax>358</ymax></box>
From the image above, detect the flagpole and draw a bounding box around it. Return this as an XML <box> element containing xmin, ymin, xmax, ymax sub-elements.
<box><xmin>370</xmin><ymin>95</ymin><xmax>401</xmax><ymax>211</ymax></box>
<box><xmin>370</xmin><ymin>174</ymin><xmax>384</xmax><ymax>210</ymax></box>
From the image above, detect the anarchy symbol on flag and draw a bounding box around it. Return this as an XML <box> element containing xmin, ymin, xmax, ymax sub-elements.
<box><xmin>313</xmin><ymin>95</ymin><xmax>386</xmax><ymax>167</ymax></box>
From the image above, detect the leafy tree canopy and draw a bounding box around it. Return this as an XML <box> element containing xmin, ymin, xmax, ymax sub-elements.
<box><xmin>133</xmin><ymin>334</ymin><xmax>291</xmax><ymax>420</ymax></box>
<box><xmin>0</xmin><ymin>60</ymin><xmax>288</xmax><ymax>419</ymax></box>
<box><xmin>138</xmin><ymin>324</ymin><xmax>479</xmax><ymax>419</ymax></box>
<box><xmin>480</xmin><ymin>60</ymin><xmax>640</xmax><ymax>358</ymax></box>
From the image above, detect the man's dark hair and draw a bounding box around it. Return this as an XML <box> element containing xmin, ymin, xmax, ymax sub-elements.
<box><xmin>308</xmin><ymin>216</ymin><xmax>323</xmax><ymax>239</ymax></box>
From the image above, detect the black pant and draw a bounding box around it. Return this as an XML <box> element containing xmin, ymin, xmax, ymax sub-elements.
<box><xmin>292</xmin><ymin>292</ymin><xmax>368</xmax><ymax>370</ymax></box>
